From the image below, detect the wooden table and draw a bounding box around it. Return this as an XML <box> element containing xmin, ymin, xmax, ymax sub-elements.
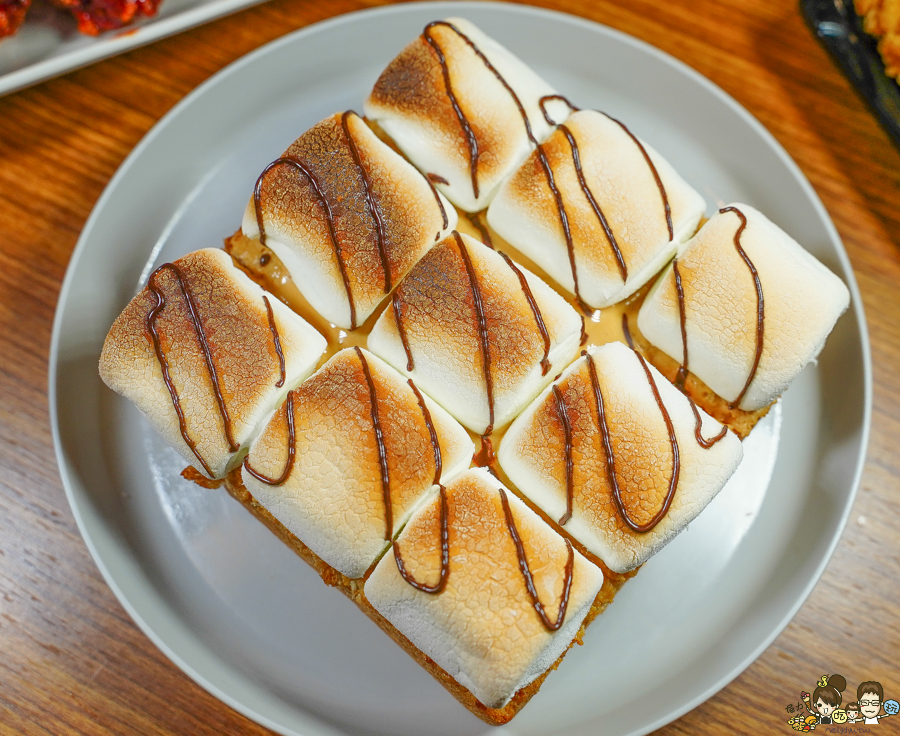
<box><xmin>1</xmin><ymin>0</ymin><xmax>898</xmax><ymax>733</ymax></box>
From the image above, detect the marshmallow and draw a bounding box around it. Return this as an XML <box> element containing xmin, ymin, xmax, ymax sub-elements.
<box><xmin>364</xmin><ymin>18</ymin><xmax>560</xmax><ymax>212</ymax></box>
<box><xmin>637</xmin><ymin>204</ymin><xmax>851</xmax><ymax>411</ymax></box>
<box><xmin>365</xmin><ymin>468</ymin><xmax>604</xmax><ymax>709</ymax></box>
<box><xmin>367</xmin><ymin>231</ymin><xmax>583</xmax><ymax>435</ymax></box>
<box><xmin>242</xmin><ymin>111</ymin><xmax>456</xmax><ymax>329</ymax></box>
<box><xmin>498</xmin><ymin>342</ymin><xmax>743</xmax><ymax>573</ymax></box>
<box><xmin>99</xmin><ymin>248</ymin><xmax>327</xmax><ymax>479</ymax></box>
<box><xmin>487</xmin><ymin>109</ymin><xmax>706</xmax><ymax>309</ymax></box>
<box><xmin>242</xmin><ymin>348</ymin><xmax>474</xmax><ymax>579</ymax></box>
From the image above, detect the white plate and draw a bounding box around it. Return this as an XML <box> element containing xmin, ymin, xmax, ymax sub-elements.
<box><xmin>0</xmin><ymin>0</ymin><xmax>269</xmax><ymax>97</ymax></box>
<box><xmin>49</xmin><ymin>4</ymin><xmax>872</xmax><ymax>735</ymax></box>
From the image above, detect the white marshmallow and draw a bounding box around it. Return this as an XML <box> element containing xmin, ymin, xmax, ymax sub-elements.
<box><xmin>242</xmin><ymin>348</ymin><xmax>474</xmax><ymax>579</ymax></box>
<box><xmin>242</xmin><ymin>112</ymin><xmax>456</xmax><ymax>329</ymax></box>
<box><xmin>365</xmin><ymin>468</ymin><xmax>604</xmax><ymax>709</ymax></box>
<box><xmin>364</xmin><ymin>18</ymin><xmax>560</xmax><ymax>212</ymax></box>
<box><xmin>637</xmin><ymin>204</ymin><xmax>851</xmax><ymax>411</ymax></box>
<box><xmin>498</xmin><ymin>342</ymin><xmax>743</xmax><ymax>573</ymax></box>
<box><xmin>487</xmin><ymin>109</ymin><xmax>706</xmax><ymax>308</ymax></box>
<box><xmin>367</xmin><ymin>231</ymin><xmax>583</xmax><ymax>435</ymax></box>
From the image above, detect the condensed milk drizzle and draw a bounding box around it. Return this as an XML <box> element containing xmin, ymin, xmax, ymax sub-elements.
<box><xmin>498</xmin><ymin>251</ymin><xmax>551</xmax><ymax>375</ymax></box>
<box><xmin>147</xmin><ymin>262</ymin><xmax>238</xmax><ymax>478</ymax></box>
<box><xmin>584</xmin><ymin>349</ymin><xmax>680</xmax><ymax>534</ymax></box>
<box><xmin>253</xmin><ymin>155</ymin><xmax>358</xmax><ymax>328</ymax></box>
<box><xmin>242</xmin><ymin>391</ymin><xmax>298</xmax><ymax>486</ymax></box>
<box><xmin>499</xmin><ymin>487</ymin><xmax>574</xmax><ymax>631</ymax></box>
<box><xmin>262</xmin><ymin>295</ymin><xmax>286</xmax><ymax>388</ymax></box>
<box><xmin>341</xmin><ymin>111</ymin><xmax>392</xmax><ymax>293</ymax></box>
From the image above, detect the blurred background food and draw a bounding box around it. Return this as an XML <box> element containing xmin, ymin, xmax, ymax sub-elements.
<box><xmin>856</xmin><ymin>0</ymin><xmax>900</xmax><ymax>77</ymax></box>
<box><xmin>0</xmin><ymin>0</ymin><xmax>161</xmax><ymax>38</ymax></box>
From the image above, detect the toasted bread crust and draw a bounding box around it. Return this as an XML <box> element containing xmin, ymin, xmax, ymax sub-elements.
<box><xmin>223</xmin><ymin>468</ymin><xmax>632</xmax><ymax>725</ymax></box>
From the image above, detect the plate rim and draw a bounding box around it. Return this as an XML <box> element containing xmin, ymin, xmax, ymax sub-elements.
<box><xmin>48</xmin><ymin>3</ymin><xmax>874</xmax><ymax>734</ymax></box>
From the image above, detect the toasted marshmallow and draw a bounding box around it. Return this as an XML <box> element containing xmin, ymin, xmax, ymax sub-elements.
<box><xmin>637</xmin><ymin>204</ymin><xmax>851</xmax><ymax>411</ymax></box>
<box><xmin>364</xmin><ymin>18</ymin><xmax>559</xmax><ymax>212</ymax></box>
<box><xmin>487</xmin><ymin>109</ymin><xmax>706</xmax><ymax>309</ymax></box>
<box><xmin>242</xmin><ymin>348</ymin><xmax>474</xmax><ymax>579</ymax></box>
<box><xmin>99</xmin><ymin>249</ymin><xmax>326</xmax><ymax>479</ymax></box>
<box><xmin>367</xmin><ymin>231</ymin><xmax>583</xmax><ymax>435</ymax></box>
<box><xmin>498</xmin><ymin>342</ymin><xmax>743</xmax><ymax>573</ymax></box>
<box><xmin>241</xmin><ymin>111</ymin><xmax>456</xmax><ymax>329</ymax></box>
<box><xmin>365</xmin><ymin>468</ymin><xmax>604</xmax><ymax>709</ymax></box>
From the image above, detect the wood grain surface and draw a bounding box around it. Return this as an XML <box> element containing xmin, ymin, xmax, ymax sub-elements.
<box><xmin>1</xmin><ymin>0</ymin><xmax>898</xmax><ymax>734</ymax></box>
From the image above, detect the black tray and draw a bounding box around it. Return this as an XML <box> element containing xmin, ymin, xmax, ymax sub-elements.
<box><xmin>801</xmin><ymin>0</ymin><xmax>900</xmax><ymax>149</ymax></box>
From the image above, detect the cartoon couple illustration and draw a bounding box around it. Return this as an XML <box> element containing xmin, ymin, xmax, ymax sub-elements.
<box><xmin>790</xmin><ymin>674</ymin><xmax>898</xmax><ymax>730</ymax></box>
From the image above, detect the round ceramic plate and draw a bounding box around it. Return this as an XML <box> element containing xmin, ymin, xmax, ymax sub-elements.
<box><xmin>49</xmin><ymin>3</ymin><xmax>871</xmax><ymax>735</ymax></box>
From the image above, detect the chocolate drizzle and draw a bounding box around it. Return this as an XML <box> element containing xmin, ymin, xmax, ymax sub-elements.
<box><xmin>557</xmin><ymin>120</ymin><xmax>627</xmax><ymax>282</ymax></box>
<box><xmin>427</xmin><ymin>173</ymin><xmax>449</xmax><ymax>185</ymax></box>
<box><xmin>499</xmin><ymin>487</ymin><xmax>574</xmax><ymax>631</ymax></box>
<box><xmin>621</xmin><ymin>312</ymin><xmax>635</xmax><ymax>349</ymax></box>
<box><xmin>585</xmin><ymin>349</ymin><xmax>680</xmax><ymax>534</ymax></box>
<box><xmin>423</xmin><ymin>173</ymin><xmax>449</xmax><ymax>234</ymax></box>
<box><xmin>355</xmin><ymin>347</ymin><xmax>393</xmax><ymax>540</ymax></box>
<box><xmin>147</xmin><ymin>263</ymin><xmax>238</xmax><ymax>478</ymax></box>
<box><xmin>262</xmin><ymin>295</ymin><xmax>286</xmax><ymax>388</ymax></box>
<box><xmin>392</xmin><ymin>378</ymin><xmax>450</xmax><ymax>594</ymax></box>
<box><xmin>498</xmin><ymin>251</ymin><xmax>551</xmax><ymax>375</ymax></box>
<box><xmin>721</xmin><ymin>206</ymin><xmax>764</xmax><ymax>409</ymax></box>
<box><xmin>392</xmin><ymin>290</ymin><xmax>415</xmax><ymax>372</ymax></box>
<box><xmin>673</xmin><ymin>259</ymin><xmax>689</xmax><ymax>389</ymax></box>
<box><xmin>242</xmin><ymin>390</ymin><xmax>297</xmax><ymax>486</ymax></box>
<box><xmin>253</xmin><ymin>155</ymin><xmax>358</xmax><ymax>329</ymax></box>
<box><xmin>465</xmin><ymin>211</ymin><xmax>494</xmax><ymax>249</ymax></box>
<box><xmin>552</xmin><ymin>385</ymin><xmax>574</xmax><ymax>526</ymax></box>
<box><xmin>341</xmin><ymin>111</ymin><xmax>392</xmax><ymax>293</ymax></box>
<box><xmin>454</xmin><ymin>232</ymin><xmax>495</xmax><ymax>442</ymax></box>
<box><xmin>671</xmin><ymin>206</ymin><xmax>763</xmax><ymax>410</ymax></box>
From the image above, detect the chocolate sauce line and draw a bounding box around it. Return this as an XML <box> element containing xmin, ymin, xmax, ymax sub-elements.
<box><xmin>499</xmin><ymin>487</ymin><xmax>574</xmax><ymax>631</ymax></box>
<box><xmin>408</xmin><ymin>378</ymin><xmax>442</xmax><ymax>484</ymax></box>
<box><xmin>242</xmin><ymin>391</ymin><xmax>297</xmax><ymax>486</ymax></box>
<box><xmin>624</xmin><ymin>312</ymin><xmax>725</xmax><ymax>448</ymax></box>
<box><xmin>454</xmin><ymin>232</ymin><xmax>495</xmax><ymax>440</ymax></box>
<box><xmin>392</xmin><ymin>290</ymin><xmax>415</xmax><ymax>372</ymax></box>
<box><xmin>621</xmin><ymin>312</ymin><xmax>635</xmax><ymax>349</ymax></box>
<box><xmin>552</xmin><ymin>385</ymin><xmax>574</xmax><ymax>526</ymax></box>
<box><xmin>673</xmin><ymin>260</ymin><xmax>689</xmax><ymax>389</ymax></box>
<box><xmin>498</xmin><ymin>251</ymin><xmax>551</xmax><ymax>375</ymax></box>
<box><xmin>262</xmin><ymin>295</ymin><xmax>286</xmax><ymax>388</ymax></box>
<box><xmin>341</xmin><ymin>111</ymin><xmax>392</xmax><ymax>293</ymax></box>
<box><xmin>356</xmin><ymin>347</ymin><xmax>393</xmax><ymax>541</ymax></box>
<box><xmin>423</xmin><ymin>173</ymin><xmax>449</xmax><ymax>236</ymax></box>
<box><xmin>603</xmin><ymin>113</ymin><xmax>673</xmax><ymax>242</ymax></box>
<box><xmin>147</xmin><ymin>264</ymin><xmax>240</xmax><ymax>476</ymax></box>
<box><xmin>579</xmin><ymin>315</ymin><xmax>588</xmax><ymax>347</ymax></box>
<box><xmin>423</xmin><ymin>22</ymin><xmax>481</xmax><ymax>199</ymax></box>
<box><xmin>147</xmin><ymin>265</ymin><xmax>214</xmax><ymax>477</ymax></box>
<box><xmin>585</xmin><ymin>349</ymin><xmax>680</xmax><ymax>534</ymax></box>
<box><xmin>721</xmin><ymin>206</ymin><xmax>764</xmax><ymax>409</ymax></box>
<box><xmin>392</xmin><ymin>378</ymin><xmax>449</xmax><ymax>594</ymax></box>
<box><xmin>465</xmin><ymin>211</ymin><xmax>493</xmax><ymax>250</ymax></box>
<box><xmin>558</xmin><ymin>122</ymin><xmax>627</xmax><ymax>282</ymax></box>
<box><xmin>427</xmin><ymin>173</ymin><xmax>449</xmax><ymax>185</ymax></box>
<box><xmin>253</xmin><ymin>155</ymin><xmax>358</xmax><ymax>329</ymax></box>
<box><xmin>393</xmin><ymin>484</ymin><xmax>449</xmax><ymax>594</ymax></box>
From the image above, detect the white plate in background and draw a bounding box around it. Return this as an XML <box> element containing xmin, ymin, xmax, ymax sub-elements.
<box><xmin>0</xmin><ymin>0</ymin><xmax>269</xmax><ymax>96</ymax></box>
<box><xmin>49</xmin><ymin>3</ymin><xmax>871</xmax><ymax>735</ymax></box>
